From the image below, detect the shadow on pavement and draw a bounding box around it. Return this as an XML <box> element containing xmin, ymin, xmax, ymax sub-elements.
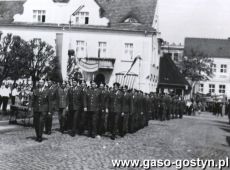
<box><xmin>26</xmin><ymin>136</ymin><xmax>48</xmax><ymax>141</ymax></box>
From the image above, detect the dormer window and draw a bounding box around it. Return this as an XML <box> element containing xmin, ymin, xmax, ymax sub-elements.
<box><xmin>33</xmin><ymin>10</ymin><xmax>46</xmax><ymax>23</ymax></box>
<box><xmin>75</xmin><ymin>12</ymin><xmax>89</xmax><ymax>25</ymax></box>
<box><xmin>124</xmin><ymin>17</ymin><xmax>139</xmax><ymax>23</ymax></box>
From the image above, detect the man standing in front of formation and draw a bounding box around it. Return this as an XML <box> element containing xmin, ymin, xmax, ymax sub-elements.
<box><xmin>32</xmin><ymin>80</ymin><xmax>49</xmax><ymax>142</ymax></box>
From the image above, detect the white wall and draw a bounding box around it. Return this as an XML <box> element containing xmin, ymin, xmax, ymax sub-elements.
<box><xmin>0</xmin><ymin>25</ymin><xmax>159</xmax><ymax>92</ymax></box>
<box><xmin>198</xmin><ymin>58</ymin><xmax>230</xmax><ymax>98</ymax></box>
<box><xmin>14</xmin><ymin>0</ymin><xmax>109</xmax><ymax>26</ymax></box>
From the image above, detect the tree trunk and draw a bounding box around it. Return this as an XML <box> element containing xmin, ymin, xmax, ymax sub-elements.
<box><xmin>32</xmin><ymin>75</ymin><xmax>37</xmax><ymax>90</ymax></box>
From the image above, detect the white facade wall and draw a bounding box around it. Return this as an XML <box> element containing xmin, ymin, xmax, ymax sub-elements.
<box><xmin>0</xmin><ymin>25</ymin><xmax>159</xmax><ymax>92</ymax></box>
<box><xmin>0</xmin><ymin>0</ymin><xmax>160</xmax><ymax>92</ymax></box>
<box><xmin>198</xmin><ymin>58</ymin><xmax>230</xmax><ymax>98</ymax></box>
<box><xmin>14</xmin><ymin>0</ymin><xmax>109</xmax><ymax>26</ymax></box>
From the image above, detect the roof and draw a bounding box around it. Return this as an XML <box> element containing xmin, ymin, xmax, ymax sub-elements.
<box><xmin>158</xmin><ymin>54</ymin><xmax>191</xmax><ymax>90</ymax></box>
<box><xmin>184</xmin><ymin>37</ymin><xmax>230</xmax><ymax>58</ymax></box>
<box><xmin>0</xmin><ymin>0</ymin><xmax>157</xmax><ymax>31</ymax></box>
<box><xmin>0</xmin><ymin>22</ymin><xmax>156</xmax><ymax>33</ymax></box>
<box><xmin>0</xmin><ymin>1</ymin><xmax>25</xmax><ymax>23</ymax></box>
<box><xmin>95</xmin><ymin>0</ymin><xmax>157</xmax><ymax>26</ymax></box>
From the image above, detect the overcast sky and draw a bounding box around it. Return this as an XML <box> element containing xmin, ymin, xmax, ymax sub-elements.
<box><xmin>158</xmin><ymin>0</ymin><xmax>230</xmax><ymax>44</ymax></box>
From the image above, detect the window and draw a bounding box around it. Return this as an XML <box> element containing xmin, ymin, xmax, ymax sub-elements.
<box><xmin>212</xmin><ymin>64</ymin><xmax>216</xmax><ymax>73</ymax></box>
<box><xmin>75</xmin><ymin>12</ymin><xmax>89</xmax><ymax>24</ymax></box>
<box><xmin>124</xmin><ymin>43</ymin><xmax>133</xmax><ymax>59</ymax></box>
<box><xmin>124</xmin><ymin>17</ymin><xmax>138</xmax><ymax>23</ymax></box>
<box><xmin>209</xmin><ymin>84</ymin><xmax>215</xmax><ymax>94</ymax></box>
<box><xmin>199</xmin><ymin>84</ymin><xmax>204</xmax><ymax>93</ymax></box>
<box><xmin>76</xmin><ymin>41</ymin><xmax>85</xmax><ymax>58</ymax></box>
<box><xmin>98</xmin><ymin>42</ymin><xmax>107</xmax><ymax>58</ymax></box>
<box><xmin>33</xmin><ymin>10</ymin><xmax>46</xmax><ymax>23</ymax></box>
<box><xmin>220</xmin><ymin>64</ymin><xmax>227</xmax><ymax>73</ymax></box>
<box><xmin>219</xmin><ymin>85</ymin><xmax>226</xmax><ymax>94</ymax></box>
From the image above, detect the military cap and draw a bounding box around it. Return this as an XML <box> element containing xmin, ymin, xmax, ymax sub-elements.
<box><xmin>113</xmin><ymin>82</ymin><xmax>120</xmax><ymax>87</ymax></box>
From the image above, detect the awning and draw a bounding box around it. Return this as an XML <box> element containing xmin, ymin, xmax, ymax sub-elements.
<box><xmin>158</xmin><ymin>54</ymin><xmax>191</xmax><ymax>91</ymax></box>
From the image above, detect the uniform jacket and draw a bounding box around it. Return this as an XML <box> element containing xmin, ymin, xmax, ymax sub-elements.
<box><xmin>56</xmin><ymin>87</ymin><xmax>68</xmax><ymax>109</ymax></box>
<box><xmin>32</xmin><ymin>88</ymin><xmax>49</xmax><ymax>112</ymax></box>
<box><xmin>84</xmin><ymin>88</ymin><xmax>101</xmax><ymax>112</ymax></box>
<box><xmin>122</xmin><ymin>92</ymin><xmax>131</xmax><ymax>113</ymax></box>
<box><xmin>67</xmin><ymin>86</ymin><xmax>83</xmax><ymax>111</ymax></box>
<box><xmin>110</xmin><ymin>90</ymin><xmax>123</xmax><ymax>113</ymax></box>
<box><xmin>131</xmin><ymin>94</ymin><xmax>139</xmax><ymax>114</ymax></box>
<box><xmin>48</xmin><ymin>86</ymin><xmax>58</xmax><ymax>112</ymax></box>
<box><xmin>100</xmin><ymin>89</ymin><xmax>109</xmax><ymax>110</ymax></box>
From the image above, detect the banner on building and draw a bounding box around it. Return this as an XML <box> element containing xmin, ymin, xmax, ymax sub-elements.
<box><xmin>77</xmin><ymin>58</ymin><xmax>99</xmax><ymax>73</ymax></box>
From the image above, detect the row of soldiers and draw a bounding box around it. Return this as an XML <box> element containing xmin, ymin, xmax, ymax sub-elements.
<box><xmin>31</xmin><ymin>79</ymin><xmax>186</xmax><ymax>142</ymax></box>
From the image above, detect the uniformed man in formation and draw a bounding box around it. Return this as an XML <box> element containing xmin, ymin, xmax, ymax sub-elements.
<box><xmin>31</xmin><ymin>80</ymin><xmax>186</xmax><ymax>142</ymax></box>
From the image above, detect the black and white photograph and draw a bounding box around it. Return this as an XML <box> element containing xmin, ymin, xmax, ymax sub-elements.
<box><xmin>0</xmin><ymin>0</ymin><xmax>230</xmax><ymax>169</ymax></box>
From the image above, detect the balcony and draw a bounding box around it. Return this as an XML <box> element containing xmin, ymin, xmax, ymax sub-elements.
<box><xmin>80</xmin><ymin>57</ymin><xmax>116</xmax><ymax>70</ymax></box>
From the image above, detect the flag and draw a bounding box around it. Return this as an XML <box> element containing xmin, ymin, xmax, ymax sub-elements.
<box><xmin>72</xmin><ymin>5</ymin><xmax>85</xmax><ymax>16</ymax></box>
<box><xmin>124</xmin><ymin>55</ymin><xmax>142</xmax><ymax>77</ymax></box>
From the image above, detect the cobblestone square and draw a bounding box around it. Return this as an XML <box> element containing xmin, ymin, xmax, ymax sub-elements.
<box><xmin>0</xmin><ymin>113</ymin><xmax>230</xmax><ymax>170</ymax></box>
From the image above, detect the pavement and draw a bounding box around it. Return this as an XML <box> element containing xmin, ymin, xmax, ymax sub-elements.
<box><xmin>0</xmin><ymin>113</ymin><xmax>229</xmax><ymax>170</ymax></box>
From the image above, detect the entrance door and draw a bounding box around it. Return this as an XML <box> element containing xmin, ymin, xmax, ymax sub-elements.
<box><xmin>94</xmin><ymin>73</ymin><xmax>105</xmax><ymax>86</ymax></box>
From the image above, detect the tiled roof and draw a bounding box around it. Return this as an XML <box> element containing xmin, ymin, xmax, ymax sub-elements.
<box><xmin>95</xmin><ymin>0</ymin><xmax>157</xmax><ymax>26</ymax></box>
<box><xmin>158</xmin><ymin>54</ymin><xmax>191</xmax><ymax>90</ymax></box>
<box><xmin>0</xmin><ymin>1</ymin><xmax>25</xmax><ymax>23</ymax></box>
<box><xmin>0</xmin><ymin>0</ymin><xmax>157</xmax><ymax>31</ymax></box>
<box><xmin>184</xmin><ymin>37</ymin><xmax>230</xmax><ymax>58</ymax></box>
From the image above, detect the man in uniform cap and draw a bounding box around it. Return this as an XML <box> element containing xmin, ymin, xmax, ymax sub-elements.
<box><xmin>56</xmin><ymin>82</ymin><xmax>68</xmax><ymax>133</ymax></box>
<box><xmin>110</xmin><ymin>82</ymin><xmax>123</xmax><ymax>140</ymax></box>
<box><xmin>83</xmin><ymin>81</ymin><xmax>101</xmax><ymax>138</ymax></box>
<box><xmin>131</xmin><ymin>89</ymin><xmax>139</xmax><ymax>132</ymax></box>
<box><xmin>97</xmin><ymin>83</ymin><xmax>109</xmax><ymax>135</ymax></box>
<box><xmin>78</xmin><ymin>80</ymin><xmax>88</xmax><ymax>135</ymax></box>
<box><xmin>120</xmin><ymin>85</ymin><xmax>131</xmax><ymax>137</ymax></box>
<box><xmin>45</xmin><ymin>80</ymin><xmax>58</xmax><ymax>135</ymax></box>
<box><xmin>67</xmin><ymin>80</ymin><xmax>83</xmax><ymax>137</ymax></box>
<box><xmin>32</xmin><ymin>80</ymin><xmax>49</xmax><ymax>142</ymax></box>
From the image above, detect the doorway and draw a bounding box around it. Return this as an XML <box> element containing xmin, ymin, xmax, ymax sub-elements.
<box><xmin>94</xmin><ymin>73</ymin><xmax>105</xmax><ymax>86</ymax></box>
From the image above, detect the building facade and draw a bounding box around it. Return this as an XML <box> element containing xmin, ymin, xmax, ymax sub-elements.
<box><xmin>161</xmin><ymin>42</ymin><xmax>184</xmax><ymax>66</ymax></box>
<box><xmin>184</xmin><ymin>37</ymin><xmax>230</xmax><ymax>98</ymax></box>
<box><xmin>0</xmin><ymin>0</ymin><xmax>160</xmax><ymax>92</ymax></box>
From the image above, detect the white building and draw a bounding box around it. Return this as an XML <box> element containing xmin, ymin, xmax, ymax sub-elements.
<box><xmin>161</xmin><ymin>42</ymin><xmax>184</xmax><ymax>64</ymax></box>
<box><xmin>184</xmin><ymin>37</ymin><xmax>230</xmax><ymax>98</ymax></box>
<box><xmin>0</xmin><ymin>0</ymin><xmax>160</xmax><ymax>92</ymax></box>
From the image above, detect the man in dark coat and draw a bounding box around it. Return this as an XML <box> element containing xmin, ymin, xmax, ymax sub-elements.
<box><xmin>67</xmin><ymin>80</ymin><xmax>83</xmax><ymax>137</ymax></box>
<box><xmin>120</xmin><ymin>85</ymin><xmax>131</xmax><ymax>137</ymax></box>
<box><xmin>45</xmin><ymin>80</ymin><xmax>58</xmax><ymax>135</ymax></box>
<box><xmin>32</xmin><ymin>80</ymin><xmax>49</xmax><ymax>142</ymax></box>
<box><xmin>84</xmin><ymin>81</ymin><xmax>101</xmax><ymax>138</ymax></box>
<box><xmin>131</xmin><ymin>89</ymin><xmax>139</xmax><ymax>132</ymax></box>
<box><xmin>56</xmin><ymin>82</ymin><xmax>68</xmax><ymax>133</ymax></box>
<box><xmin>110</xmin><ymin>83</ymin><xmax>123</xmax><ymax>140</ymax></box>
<box><xmin>97</xmin><ymin>83</ymin><xmax>109</xmax><ymax>135</ymax></box>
